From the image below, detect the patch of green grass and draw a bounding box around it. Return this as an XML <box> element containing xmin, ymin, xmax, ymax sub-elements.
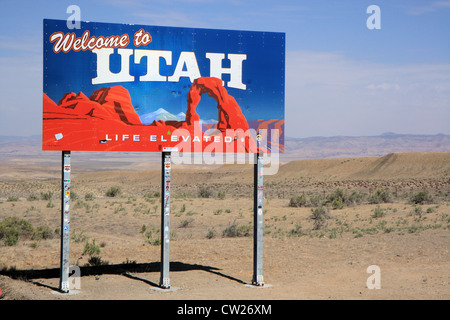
<box><xmin>222</xmin><ymin>221</ymin><xmax>252</xmax><ymax>237</ymax></box>
<box><xmin>27</xmin><ymin>194</ymin><xmax>39</xmax><ymax>201</ymax></box>
<box><xmin>371</xmin><ymin>205</ymin><xmax>386</xmax><ymax>218</ymax></box>
<box><xmin>179</xmin><ymin>218</ymin><xmax>194</xmax><ymax>228</ymax></box>
<box><xmin>82</xmin><ymin>239</ymin><xmax>101</xmax><ymax>256</ymax></box>
<box><xmin>206</xmin><ymin>228</ymin><xmax>217</xmax><ymax>239</ymax></box>
<box><xmin>289</xmin><ymin>194</ymin><xmax>307</xmax><ymax>207</ymax></box>
<box><xmin>368</xmin><ymin>188</ymin><xmax>392</xmax><ymax>204</ymax></box>
<box><xmin>198</xmin><ymin>185</ymin><xmax>212</xmax><ymax>198</ymax></box>
<box><xmin>410</xmin><ymin>190</ymin><xmax>433</xmax><ymax>205</ymax></box>
<box><xmin>86</xmin><ymin>255</ymin><xmax>109</xmax><ymax>266</ymax></box>
<box><xmin>106</xmin><ymin>186</ymin><xmax>121</xmax><ymax>197</ymax></box>
<box><xmin>85</xmin><ymin>192</ymin><xmax>95</xmax><ymax>201</ymax></box>
<box><xmin>288</xmin><ymin>224</ymin><xmax>303</xmax><ymax>237</ymax></box>
<box><xmin>0</xmin><ymin>217</ymin><xmax>34</xmax><ymax>246</ymax></box>
<box><xmin>40</xmin><ymin>191</ymin><xmax>53</xmax><ymax>201</ymax></box>
<box><xmin>310</xmin><ymin>206</ymin><xmax>330</xmax><ymax>230</ymax></box>
<box><xmin>71</xmin><ymin>230</ymin><xmax>89</xmax><ymax>243</ymax></box>
<box><xmin>141</xmin><ymin>225</ymin><xmax>161</xmax><ymax>245</ymax></box>
<box><xmin>32</xmin><ymin>225</ymin><xmax>55</xmax><ymax>241</ymax></box>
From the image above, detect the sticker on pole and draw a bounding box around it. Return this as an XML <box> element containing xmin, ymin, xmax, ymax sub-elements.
<box><xmin>43</xmin><ymin>19</ymin><xmax>285</xmax><ymax>153</ymax></box>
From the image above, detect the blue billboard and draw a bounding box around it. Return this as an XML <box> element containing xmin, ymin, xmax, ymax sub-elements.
<box><xmin>43</xmin><ymin>19</ymin><xmax>285</xmax><ymax>153</ymax></box>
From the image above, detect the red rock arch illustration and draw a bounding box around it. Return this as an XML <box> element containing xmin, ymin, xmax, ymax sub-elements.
<box><xmin>185</xmin><ymin>77</ymin><xmax>249</xmax><ymax>132</ymax></box>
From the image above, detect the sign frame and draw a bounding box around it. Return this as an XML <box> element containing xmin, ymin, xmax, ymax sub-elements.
<box><xmin>42</xmin><ymin>19</ymin><xmax>285</xmax><ymax>154</ymax></box>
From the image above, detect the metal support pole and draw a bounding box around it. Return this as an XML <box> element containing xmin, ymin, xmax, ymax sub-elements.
<box><xmin>160</xmin><ymin>152</ymin><xmax>171</xmax><ymax>288</ymax></box>
<box><xmin>59</xmin><ymin>150</ymin><xmax>71</xmax><ymax>293</ymax></box>
<box><xmin>252</xmin><ymin>152</ymin><xmax>264</xmax><ymax>286</ymax></box>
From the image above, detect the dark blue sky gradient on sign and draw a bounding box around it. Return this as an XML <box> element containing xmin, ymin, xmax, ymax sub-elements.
<box><xmin>44</xmin><ymin>19</ymin><xmax>285</xmax><ymax>122</ymax></box>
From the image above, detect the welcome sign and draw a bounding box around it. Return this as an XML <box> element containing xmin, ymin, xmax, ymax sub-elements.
<box><xmin>43</xmin><ymin>19</ymin><xmax>285</xmax><ymax>153</ymax></box>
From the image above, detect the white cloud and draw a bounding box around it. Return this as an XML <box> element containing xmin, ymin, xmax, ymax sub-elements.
<box><xmin>285</xmin><ymin>50</ymin><xmax>450</xmax><ymax>137</ymax></box>
<box><xmin>407</xmin><ymin>1</ymin><xmax>450</xmax><ymax>15</ymax></box>
<box><xmin>366</xmin><ymin>83</ymin><xmax>400</xmax><ymax>91</ymax></box>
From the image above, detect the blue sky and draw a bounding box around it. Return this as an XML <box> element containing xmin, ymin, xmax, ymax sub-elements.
<box><xmin>0</xmin><ymin>0</ymin><xmax>449</xmax><ymax>138</ymax></box>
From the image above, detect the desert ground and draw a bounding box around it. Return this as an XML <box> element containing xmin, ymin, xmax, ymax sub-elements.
<box><xmin>0</xmin><ymin>152</ymin><xmax>449</xmax><ymax>300</ymax></box>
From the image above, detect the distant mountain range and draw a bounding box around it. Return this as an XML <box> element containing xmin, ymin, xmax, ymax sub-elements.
<box><xmin>139</xmin><ymin>108</ymin><xmax>218</xmax><ymax>125</ymax></box>
<box><xmin>0</xmin><ymin>133</ymin><xmax>448</xmax><ymax>160</ymax></box>
<box><xmin>283</xmin><ymin>132</ymin><xmax>450</xmax><ymax>159</ymax></box>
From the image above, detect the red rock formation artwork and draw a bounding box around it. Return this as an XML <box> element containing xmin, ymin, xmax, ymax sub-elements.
<box><xmin>186</xmin><ymin>77</ymin><xmax>249</xmax><ymax>132</ymax></box>
<box><xmin>42</xmin><ymin>78</ymin><xmax>258</xmax><ymax>152</ymax></box>
<box><xmin>44</xmin><ymin>86</ymin><xmax>142</xmax><ymax>125</ymax></box>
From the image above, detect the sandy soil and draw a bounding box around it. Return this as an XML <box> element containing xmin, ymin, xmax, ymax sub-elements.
<box><xmin>0</xmin><ymin>153</ymin><xmax>449</xmax><ymax>300</ymax></box>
